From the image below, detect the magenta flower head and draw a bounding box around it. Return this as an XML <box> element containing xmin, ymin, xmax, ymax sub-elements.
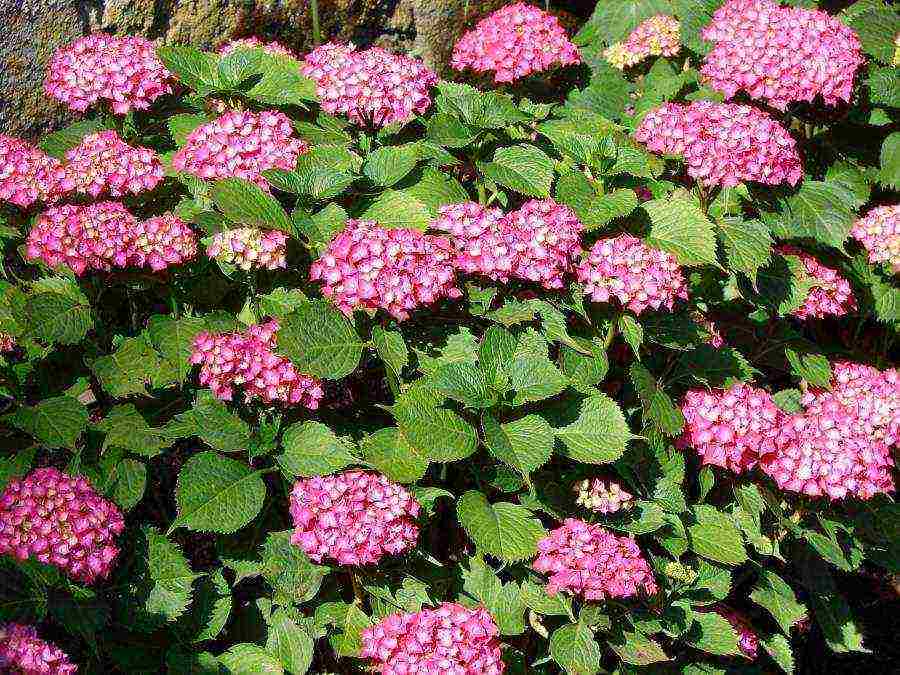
<box><xmin>45</xmin><ymin>34</ymin><xmax>173</xmax><ymax>114</ymax></box>
<box><xmin>576</xmin><ymin>235</ymin><xmax>687</xmax><ymax>315</ymax></box>
<box><xmin>361</xmin><ymin>602</ymin><xmax>505</xmax><ymax>675</ymax></box>
<box><xmin>700</xmin><ymin>0</ymin><xmax>863</xmax><ymax>111</ymax></box>
<box><xmin>301</xmin><ymin>43</ymin><xmax>438</xmax><ymax>128</ymax></box>
<box><xmin>634</xmin><ymin>101</ymin><xmax>802</xmax><ymax>188</ymax></box>
<box><xmin>172</xmin><ymin>110</ymin><xmax>308</xmax><ymax>187</ymax></box>
<box><xmin>778</xmin><ymin>245</ymin><xmax>856</xmax><ymax>320</ymax></box>
<box><xmin>0</xmin><ymin>623</ymin><xmax>78</xmax><ymax>674</ymax></box>
<box><xmin>0</xmin><ymin>136</ymin><xmax>70</xmax><ymax>209</ymax></box>
<box><xmin>190</xmin><ymin>320</ymin><xmax>323</xmax><ymax>408</ymax></box>
<box><xmin>289</xmin><ymin>470</ymin><xmax>420</xmax><ymax>566</ymax></box>
<box><xmin>677</xmin><ymin>383</ymin><xmax>782</xmax><ymax>473</ymax></box>
<box><xmin>451</xmin><ymin>2</ymin><xmax>580</xmax><ymax>83</ymax></box>
<box><xmin>851</xmin><ymin>204</ymin><xmax>900</xmax><ymax>274</ymax></box>
<box><xmin>533</xmin><ymin>518</ymin><xmax>658</xmax><ymax>600</ymax></box>
<box><xmin>310</xmin><ymin>219</ymin><xmax>461</xmax><ymax>321</ymax></box>
<box><xmin>0</xmin><ymin>468</ymin><xmax>125</xmax><ymax>584</ymax></box>
<box><xmin>431</xmin><ymin>201</ymin><xmax>515</xmax><ymax>282</ymax></box>
<box><xmin>218</xmin><ymin>37</ymin><xmax>295</xmax><ymax>58</ymax></box>
<box><xmin>575</xmin><ymin>478</ymin><xmax>634</xmax><ymax>515</ymax></box>
<box><xmin>207</xmin><ymin>227</ymin><xmax>288</xmax><ymax>271</ymax></box>
<box><xmin>63</xmin><ymin>130</ymin><xmax>164</xmax><ymax>198</ymax></box>
<box><xmin>605</xmin><ymin>15</ymin><xmax>681</xmax><ymax>70</ymax></box>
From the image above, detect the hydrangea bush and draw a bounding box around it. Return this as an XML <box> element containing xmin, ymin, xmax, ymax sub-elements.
<box><xmin>0</xmin><ymin>1</ymin><xmax>898</xmax><ymax>672</ymax></box>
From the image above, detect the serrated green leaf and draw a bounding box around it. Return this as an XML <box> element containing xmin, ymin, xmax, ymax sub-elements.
<box><xmin>462</xmin><ymin>558</ymin><xmax>526</xmax><ymax>635</ymax></box>
<box><xmin>785</xmin><ymin>348</ymin><xmax>832</xmax><ymax>388</ymax></box>
<box><xmin>560</xmin><ymin>339</ymin><xmax>609</xmax><ymax>391</ymax></box>
<box><xmin>868</xmin><ymin>66</ymin><xmax>900</xmax><ymax>108</ymax></box>
<box><xmin>457</xmin><ymin>491</ymin><xmax>546</xmax><ymax>562</ymax></box>
<box><xmin>426</xmin><ymin>113</ymin><xmax>478</xmax><ymax>147</ymax></box>
<box><xmin>508</xmin><ymin>354</ymin><xmax>568</xmax><ymax>404</ymax></box>
<box><xmin>363</xmin><ymin>145</ymin><xmax>419</xmax><ymax>187</ymax></box>
<box><xmin>166</xmin><ymin>392</ymin><xmax>251</xmax><ymax>453</ymax></box>
<box><xmin>630</xmin><ymin>362</ymin><xmax>684</xmax><ymax>436</ymax></box>
<box><xmin>644</xmin><ymin>197</ymin><xmax>718</xmax><ymax>267</ymax></box>
<box><xmin>717</xmin><ymin>218</ymin><xmax>773</xmax><ymax>283</ymax></box>
<box><xmin>403</xmin><ymin>167</ymin><xmax>470</xmax><ymax>215</ymax></box>
<box><xmin>39</xmin><ymin>120</ymin><xmax>108</xmax><ymax>159</ymax></box>
<box><xmin>563</xmin><ymin>65</ymin><xmax>632</xmax><ymax>120</ymax></box>
<box><xmin>278</xmin><ymin>421</ymin><xmax>355</xmax><ymax>478</ymax></box>
<box><xmin>266</xmin><ymin>609</ymin><xmax>314</xmax><ymax>674</ymax></box>
<box><xmin>157</xmin><ymin>46</ymin><xmax>221</xmax><ymax>92</ymax></box>
<box><xmin>148</xmin><ymin>315</ymin><xmax>208</xmax><ymax>385</ymax></box>
<box><xmin>394</xmin><ymin>399</ymin><xmax>478</xmax><ymax>463</ymax></box>
<box><xmin>478</xmin><ymin>145</ymin><xmax>554</xmax><ymax>198</ymax></box>
<box><xmin>276</xmin><ymin>300</ymin><xmax>364</xmax><ymax>379</ymax></box>
<box><xmin>245</xmin><ymin>55</ymin><xmax>317</xmax><ymax>106</ymax></box>
<box><xmin>738</xmin><ymin>254</ymin><xmax>815</xmax><ymax>317</ymax></box>
<box><xmin>688</xmin><ymin>505</ymin><xmax>748</xmax><ymax>566</ymax></box>
<box><xmin>610</xmin><ymin>628</ymin><xmax>670</xmax><ymax>665</ymax></box>
<box><xmin>750</xmin><ymin>570</ymin><xmax>807</xmax><ymax>635</ymax></box>
<box><xmin>763</xmin><ymin>633</ymin><xmax>795</xmax><ymax>674</ymax></box>
<box><xmin>583</xmin><ymin>189</ymin><xmax>639</xmax><ymax>230</ymax></box>
<box><xmin>879</xmin><ymin>132</ymin><xmax>900</xmax><ymax>189</ymax></box>
<box><xmin>109</xmin><ymin>458</ymin><xmax>147</xmax><ymax>511</ymax></box>
<box><xmin>168</xmin><ymin>114</ymin><xmax>210</xmax><ymax>146</ymax></box>
<box><xmin>92</xmin><ymin>336</ymin><xmax>159</xmax><ymax>397</ymax></box>
<box><xmin>555</xmin><ymin>394</ymin><xmax>631</xmax><ymax>464</ymax></box>
<box><xmin>0</xmin><ymin>447</ymin><xmax>36</xmax><ymax>494</ymax></box>
<box><xmin>550</xmin><ymin>622</ymin><xmax>601</xmax><ymax>675</ymax></box>
<box><xmin>430</xmin><ymin>361</ymin><xmax>494</xmax><ymax>408</ymax></box>
<box><xmin>372</xmin><ymin>325</ymin><xmax>408</xmax><ymax>377</ymax></box>
<box><xmin>847</xmin><ymin>5</ymin><xmax>900</xmax><ymax>64</ymax></box>
<box><xmin>174</xmin><ymin>569</ymin><xmax>232</xmax><ymax>644</ymax></box>
<box><xmin>210</xmin><ymin>178</ymin><xmax>292</xmax><ymax>233</ymax></box>
<box><xmin>483</xmin><ymin>413</ymin><xmax>554</xmax><ymax>476</ymax></box>
<box><xmin>5</xmin><ymin>396</ymin><xmax>87</xmax><ymax>450</ymax></box>
<box><xmin>686</xmin><ymin>610</ymin><xmax>742</xmax><ymax>656</ymax></box>
<box><xmin>25</xmin><ymin>292</ymin><xmax>92</xmax><ymax>345</ymax></box>
<box><xmin>132</xmin><ymin>526</ymin><xmax>198</xmax><ymax>626</ymax></box>
<box><xmin>579</xmin><ymin>0</ymin><xmax>672</xmax><ymax>43</ymax></box>
<box><xmin>219</xmin><ymin>644</ymin><xmax>284</xmax><ymax>674</ymax></box>
<box><xmin>361</xmin><ymin>189</ymin><xmax>433</xmax><ymax>230</ymax></box>
<box><xmin>260</xmin><ymin>531</ymin><xmax>327</xmax><ymax>606</ymax></box>
<box><xmin>361</xmin><ymin>427</ymin><xmax>429</xmax><ymax>483</ymax></box>
<box><xmin>773</xmin><ymin>181</ymin><xmax>857</xmax><ymax>249</ymax></box>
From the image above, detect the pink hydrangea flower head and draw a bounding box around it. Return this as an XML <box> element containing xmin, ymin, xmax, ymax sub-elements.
<box><xmin>0</xmin><ymin>468</ymin><xmax>125</xmax><ymax>584</ymax></box>
<box><xmin>289</xmin><ymin>470</ymin><xmax>420</xmax><ymax>566</ymax></box>
<box><xmin>0</xmin><ymin>333</ymin><xmax>15</xmax><ymax>353</ymax></box>
<box><xmin>706</xmin><ymin>608</ymin><xmax>759</xmax><ymax>658</ymax></box>
<box><xmin>0</xmin><ymin>623</ymin><xmax>78</xmax><ymax>674</ymax></box>
<box><xmin>302</xmin><ymin>44</ymin><xmax>438</xmax><ymax>127</ymax></box>
<box><xmin>0</xmin><ymin>136</ymin><xmax>70</xmax><ymax>208</ymax></box>
<box><xmin>451</xmin><ymin>3</ymin><xmax>581</xmax><ymax>83</ymax></box>
<box><xmin>45</xmin><ymin>34</ymin><xmax>173</xmax><ymax>114</ymax></box>
<box><xmin>190</xmin><ymin>320</ymin><xmax>323</xmax><ymax>407</ymax></box>
<box><xmin>172</xmin><ymin>110</ymin><xmax>308</xmax><ymax>187</ymax></box>
<box><xmin>634</xmin><ymin>101</ymin><xmax>803</xmax><ymax>187</ymax></box>
<box><xmin>701</xmin><ymin>0</ymin><xmax>863</xmax><ymax>111</ymax></box>
<box><xmin>207</xmin><ymin>227</ymin><xmax>288</xmax><ymax>271</ymax></box>
<box><xmin>63</xmin><ymin>130</ymin><xmax>164</xmax><ymax>198</ymax></box>
<box><xmin>575</xmin><ymin>235</ymin><xmax>687</xmax><ymax>315</ymax></box>
<box><xmin>430</xmin><ymin>201</ymin><xmax>514</xmax><ymax>282</ymax></box>
<box><xmin>575</xmin><ymin>478</ymin><xmax>634</xmax><ymax>514</ymax></box>
<box><xmin>310</xmin><ymin>219</ymin><xmax>461</xmax><ymax>321</ymax></box>
<box><xmin>218</xmin><ymin>37</ymin><xmax>295</xmax><ymax>58</ymax></box>
<box><xmin>533</xmin><ymin>518</ymin><xmax>658</xmax><ymax>600</ymax></box>
<box><xmin>851</xmin><ymin>205</ymin><xmax>900</xmax><ymax>274</ymax></box>
<box><xmin>361</xmin><ymin>602</ymin><xmax>505</xmax><ymax>675</ymax></box>
<box><xmin>677</xmin><ymin>383</ymin><xmax>783</xmax><ymax>473</ymax></box>
<box><xmin>132</xmin><ymin>214</ymin><xmax>198</xmax><ymax>271</ymax></box>
<box><xmin>605</xmin><ymin>15</ymin><xmax>681</xmax><ymax>69</ymax></box>
<box><xmin>778</xmin><ymin>245</ymin><xmax>856</xmax><ymax>319</ymax></box>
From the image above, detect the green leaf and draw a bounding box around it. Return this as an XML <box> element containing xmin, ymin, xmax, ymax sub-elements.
<box><xmin>372</xmin><ymin>326</ymin><xmax>408</xmax><ymax>376</ymax></box>
<box><xmin>560</xmin><ymin>339</ymin><xmax>609</xmax><ymax>391</ymax></box>
<box><xmin>773</xmin><ymin>181</ymin><xmax>857</xmax><ymax>249</ymax></box>
<box><xmin>610</xmin><ymin>629</ymin><xmax>670</xmax><ymax>665</ymax></box>
<box><xmin>25</xmin><ymin>292</ymin><xmax>92</xmax><ymax>345</ymax></box>
<box><xmin>171</xmin><ymin>451</ymin><xmax>266</xmax><ymax>534</ymax></box>
<box><xmin>92</xmin><ymin>335</ymin><xmax>159</xmax><ymax>398</ymax></box>
<box><xmin>257</xmin><ymin>288</ymin><xmax>309</xmax><ymax>319</ymax></box>
<box><xmin>550</xmin><ymin>622</ymin><xmax>601</xmax><ymax>675</ymax></box>
<box><xmin>579</xmin><ymin>0</ymin><xmax>672</xmax><ymax>43</ymax></box>
<box><xmin>563</xmin><ymin>67</ymin><xmax>632</xmax><ymax>121</ymax></box>
<box><xmin>278</xmin><ymin>421</ymin><xmax>355</xmax><ymax>478</ymax></box>
<box><xmin>738</xmin><ymin>254</ymin><xmax>815</xmax><ymax>317</ymax></box>
<box><xmin>868</xmin><ymin>66</ymin><xmax>900</xmax><ymax>108</ymax></box>
<box><xmin>5</xmin><ymin>396</ymin><xmax>87</xmax><ymax>450</ymax></box>
<box><xmin>686</xmin><ymin>610</ymin><xmax>742</xmax><ymax>656</ymax></box>
<box><xmin>644</xmin><ymin>197</ymin><xmax>718</xmax><ymax>267</ymax></box>
<box><xmin>508</xmin><ymin>354</ymin><xmax>568</xmax><ymax>404</ymax></box>
<box><xmin>210</xmin><ymin>178</ymin><xmax>292</xmax><ymax>233</ymax></box>
<box><xmin>457</xmin><ymin>491</ymin><xmax>547</xmax><ymax>562</ymax></box>
<box><xmin>267</xmin><ymin>167</ymin><xmax>355</xmax><ymax>200</ymax></box>
<box><xmin>846</xmin><ymin>4</ymin><xmax>900</xmax><ymax>64</ymax></box>
<box><xmin>219</xmin><ymin>645</ymin><xmax>284</xmax><ymax>674</ymax></box>
<box><xmin>167</xmin><ymin>392</ymin><xmax>252</xmax><ymax>453</ymax></box>
<box><xmin>763</xmin><ymin>633</ymin><xmax>795</xmax><ymax>674</ymax></box>
<box><xmin>109</xmin><ymin>458</ymin><xmax>148</xmax><ymax>511</ymax></box>
<box><xmin>583</xmin><ymin>189</ymin><xmax>639</xmax><ymax>230</ymax></box>
<box><xmin>260</xmin><ymin>531</ymin><xmax>328</xmax><ymax>606</ymax></box>
<box><xmin>429</xmin><ymin>361</ymin><xmax>494</xmax><ymax>408</ymax></box>
<box><xmin>462</xmin><ymin>558</ymin><xmax>526</xmax><ymax>635</ymax></box>
<box><xmin>478</xmin><ymin>145</ymin><xmax>554</xmax><ymax>198</ymax></box>
<box><xmin>132</xmin><ymin>526</ymin><xmax>198</xmax><ymax>626</ymax></box>
<box><xmin>148</xmin><ymin>315</ymin><xmax>208</xmax><ymax>385</ymax></box>
<box><xmin>426</xmin><ymin>113</ymin><xmax>478</xmax><ymax>147</ymax></box>
<box><xmin>717</xmin><ymin>218</ymin><xmax>773</xmax><ymax>283</ymax></box>
<box><xmin>246</xmin><ymin>56</ymin><xmax>318</xmax><ymax>106</ymax></box>
<box><xmin>629</xmin><ymin>362</ymin><xmax>684</xmax><ymax>436</ymax></box>
<box><xmin>785</xmin><ymin>347</ymin><xmax>832</xmax><ymax>388</ymax></box>
<box><xmin>688</xmin><ymin>505</ymin><xmax>748</xmax><ymax>566</ymax></box>
<box><xmin>482</xmin><ymin>413</ymin><xmax>554</xmax><ymax>476</ymax></box>
<box><xmin>799</xmin><ymin>552</ymin><xmax>868</xmax><ymax>653</ymax></box>
<box><xmin>363</xmin><ymin>145</ymin><xmax>419</xmax><ymax>187</ymax></box>
<box><xmin>276</xmin><ymin>300</ymin><xmax>364</xmax><ymax>379</ymax></box>
<box><xmin>266</xmin><ymin>609</ymin><xmax>314</xmax><ymax>674</ymax></box>
<box><xmin>361</xmin><ymin>428</ymin><xmax>429</xmax><ymax>483</ymax></box>
<box><xmin>879</xmin><ymin>132</ymin><xmax>900</xmax><ymax>189</ymax></box>
<box><xmin>0</xmin><ymin>447</ymin><xmax>36</xmax><ymax>494</ymax></box>
<box><xmin>217</xmin><ymin>47</ymin><xmax>266</xmax><ymax>88</ymax></box>
<box><xmin>168</xmin><ymin>113</ymin><xmax>210</xmax><ymax>146</ymax></box>
<box><xmin>361</xmin><ymin>189</ymin><xmax>432</xmax><ymax>230</ymax></box>
<box><xmin>156</xmin><ymin>46</ymin><xmax>221</xmax><ymax>92</ymax></box>
<box><xmin>619</xmin><ymin>313</ymin><xmax>643</xmax><ymax>356</ymax></box>
<box><xmin>39</xmin><ymin>120</ymin><xmax>107</xmax><ymax>159</ymax></box>
<box><xmin>773</xmin><ymin>389</ymin><xmax>803</xmax><ymax>413</ymax></box>
<box><xmin>95</xmin><ymin>405</ymin><xmax>171</xmax><ymax>456</ymax></box>
<box><xmin>477</xmin><ymin>326</ymin><xmax>517</xmax><ymax>390</ymax></box>
<box><xmin>750</xmin><ymin>570</ymin><xmax>807</xmax><ymax>635</ymax></box>
<box><xmin>394</xmin><ymin>399</ymin><xmax>478</xmax><ymax>463</ymax></box>
<box><xmin>175</xmin><ymin>570</ymin><xmax>232</xmax><ymax>644</ymax></box>
<box><xmin>555</xmin><ymin>394</ymin><xmax>631</xmax><ymax>464</ymax></box>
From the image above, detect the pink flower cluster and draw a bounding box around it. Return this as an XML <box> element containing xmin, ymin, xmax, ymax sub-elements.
<box><xmin>361</xmin><ymin>603</ymin><xmax>505</xmax><ymax>675</ymax></box>
<box><xmin>605</xmin><ymin>15</ymin><xmax>681</xmax><ymax>69</ymax></box>
<box><xmin>851</xmin><ymin>205</ymin><xmax>900</xmax><ymax>274</ymax></box>
<box><xmin>576</xmin><ymin>235</ymin><xmax>687</xmax><ymax>315</ymax></box>
<box><xmin>63</xmin><ymin>131</ymin><xmax>163</xmax><ymax>198</ymax></box>
<box><xmin>700</xmin><ymin>0</ymin><xmax>863</xmax><ymax>111</ymax></box>
<box><xmin>25</xmin><ymin>203</ymin><xmax>197</xmax><ymax>274</ymax></box>
<box><xmin>45</xmin><ymin>34</ymin><xmax>173</xmax><ymax>114</ymax></box>
<box><xmin>172</xmin><ymin>110</ymin><xmax>307</xmax><ymax>187</ymax></box>
<box><xmin>310</xmin><ymin>219</ymin><xmax>460</xmax><ymax>321</ymax></box>
<box><xmin>634</xmin><ymin>102</ymin><xmax>802</xmax><ymax>187</ymax></box>
<box><xmin>289</xmin><ymin>470</ymin><xmax>419</xmax><ymax>566</ymax></box>
<box><xmin>207</xmin><ymin>227</ymin><xmax>288</xmax><ymax>271</ymax></box>
<box><xmin>302</xmin><ymin>43</ymin><xmax>438</xmax><ymax>127</ymax></box>
<box><xmin>0</xmin><ymin>623</ymin><xmax>77</xmax><ymax>675</ymax></box>
<box><xmin>190</xmin><ymin>320</ymin><xmax>323</xmax><ymax>407</ymax></box>
<box><xmin>778</xmin><ymin>245</ymin><xmax>856</xmax><ymax>319</ymax></box>
<box><xmin>677</xmin><ymin>383</ymin><xmax>782</xmax><ymax>473</ymax></box>
<box><xmin>0</xmin><ymin>136</ymin><xmax>70</xmax><ymax>208</ymax></box>
<box><xmin>575</xmin><ymin>478</ymin><xmax>634</xmax><ymax>514</ymax></box>
<box><xmin>533</xmin><ymin>518</ymin><xmax>658</xmax><ymax>600</ymax></box>
<box><xmin>451</xmin><ymin>2</ymin><xmax>580</xmax><ymax>83</ymax></box>
<box><xmin>0</xmin><ymin>333</ymin><xmax>15</xmax><ymax>353</ymax></box>
<box><xmin>218</xmin><ymin>37</ymin><xmax>295</xmax><ymax>57</ymax></box>
<box><xmin>0</xmin><ymin>468</ymin><xmax>125</xmax><ymax>584</ymax></box>
<box><xmin>710</xmin><ymin>608</ymin><xmax>759</xmax><ymax>658</ymax></box>
<box><xmin>697</xmin><ymin>313</ymin><xmax>726</xmax><ymax>348</ymax></box>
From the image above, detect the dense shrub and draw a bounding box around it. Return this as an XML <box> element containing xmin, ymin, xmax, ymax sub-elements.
<box><xmin>1</xmin><ymin>0</ymin><xmax>899</xmax><ymax>672</ymax></box>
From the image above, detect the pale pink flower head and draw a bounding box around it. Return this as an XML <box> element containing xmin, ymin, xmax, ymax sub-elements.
<box><xmin>0</xmin><ymin>468</ymin><xmax>125</xmax><ymax>584</ymax></box>
<box><xmin>575</xmin><ymin>478</ymin><xmax>634</xmax><ymax>514</ymax></box>
<box><xmin>63</xmin><ymin>130</ymin><xmax>164</xmax><ymax>198</ymax></box>
<box><xmin>289</xmin><ymin>470</ymin><xmax>420</xmax><ymax>566</ymax></box>
<box><xmin>0</xmin><ymin>135</ymin><xmax>70</xmax><ymax>208</ymax></box>
<box><xmin>451</xmin><ymin>2</ymin><xmax>580</xmax><ymax>83</ymax></box>
<box><xmin>207</xmin><ymin>227</ymin><xmax>288</xmax><ymax>271</ymax></box>
<box><xmin>701</xmin><ymin>0</ymin><xmax>863</xmax><ymax>111</ymax></box>
<box><xmin>634</xmin><ymin>101</ymin><xmax>803</xmax><ymax>187</ymax></box>
<box><xmin>218</xmin><ymin>37</ymin><xmax>295</xmax><ymax>58</ymax></box>
<box><xmin>310</xmin><ymin>219</ymin><xmax>461</xmax><ymax>321</ymax></box>
<box><xmin>190</xmin><ymin>320</ymin><xmax>323</xmax><ymax>408</ymax></box>
<box><xmin>778</xmin><ymin>245</ymin><xmax>856</xmax><ymax>320</ymax></box>
<box><xmin>605</xmin><ymin>15</ymin><xmax>681</xmax><ymax>69</ymax></box>
<box><xmin>0</xmin><ymin>623</ymin><xmax>78</xmax><ymax>674</ymax></box>
<box><xmin>533</xmin><ymin>518</ymin><xmax>658</xmax><ymax>600</ymax></box>
<box><xmin>45</xmin><ymin>34</ymin><xmax>173</xmax><ymax>114</ymax></box>
<box><xmin>677</xmin><ymin>383</ymin><xmax>783</xmax><ymax>473</ymax></box>
<box><xmin>576</xmin><ymin>235</ymin><xmax>688</xmax><ymax>315</ymax></box>
<box><xmin>851</xmin><ymin>205</ymin><xmax>900</xmax><ymax>274</ymax></box>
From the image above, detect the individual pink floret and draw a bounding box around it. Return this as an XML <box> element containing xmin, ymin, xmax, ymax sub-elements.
<box><xmin>533</xmin><ymin>518</ymin><xmax>658</xmax><ymax>600</ymax></box>
<box><xmin>289</xmin><ymin>470</ymin><xmax>420</xmax><ymax>566</ymax></box>
<box><xmin>190</xmin><ymin>320</ymin><xmax>323</xmax><ymax>407</ymax></box>
<box><xmin>575</xmin><ymin>235</ymin><xmax>687</xmax><ymax>315</ymax></box>
<box><xmin>451</xmin><ymin>2</ymin><xmax>581</xmax><ymax>83</ymax></box>
<box><xmin>207</xmin><ymin>227</ymin><xmax>288</xmax><ymax>271</ymax></box>
<box><xmin>634</xmin><ymin>101</ymin><xmax>803</xmax><ymax>187</ymax></box>
<box><xmin>605</xmin><ymin>15</ymin><xmax>681</xmax><ymax>69</ymax></box>
<box><xmin>0</xmin><ymin>136</ymin><xmax>70</xmax><ymax>208</ymax></box>
<box><xmin>361</xmin><ymin>602</ymin><xmax>505</xmax><ymax>675</ymax></box>
<box><xmin>0</xmin><ymin>623</ymin><xmax>78</xmax><ymax>674</ymax></box>
<box><xmin>45</xmin><ymin>34</ymin><xmax>173</xmax><ymax>114</ymax></box>
<box><xmin>310</xmin><ymin>219</ymin><xmax>461</xmax><ymax>321</ymax></box>
<box><xmin>172</xmin><ymin>110</ymin><xmax>308</xmax><ymax>187</ymax></box>
<box><xmin>218</xmin><ymin>37</ymin><xmax>295</xmax><ymax>58</ymax></box>
<box><xmin>778</xmin><ymin>245</ymin><xmax>856</xmax><ymax>319</ymax></box>
<box><xmin>63</xmin><ymin>130</ymin><xmax>164</xmax><ymax>198</ymax></box>
<box><xmin>575</xmin><ymin>478</ymin><xmax>634</xmax><ymax>515</ymax></box>
<box><xmin>700</xmin><ymin>0</ymin><xmax>863</xmax><ymax>111</ymax></box>
<box><xmin>302</xmin><ymin>43</ymin><xmax>438</xmax><ymax>127</ymax></box>
<box><xmin>851</xmin><ymin>205</ymin><xmax>900</xmax><ymax>274</ymax></box>
<box><xmin>677</xmin><ymin>383</ymin><xmax>782</xmax><ymax>473</ymax></box>
<box><xmin>0</xmin><ymin>468</ymin><xmax>125</xmax><ymax>585</ymax></box>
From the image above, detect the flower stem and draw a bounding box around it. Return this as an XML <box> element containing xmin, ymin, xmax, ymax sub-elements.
<box><xmin>310</xmin><ymin>0</ymin><xmax>322</xmax><ymax>47</ymax></box>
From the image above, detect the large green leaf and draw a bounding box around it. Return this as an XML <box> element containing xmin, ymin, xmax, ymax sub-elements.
<box><xmin>166</xmin><ymin>392</ymin><xmax>252</xmax><ymax>453</ymax></box>
<box><xmin>363</xmin><ymin>145</ymin><xmax>419</xmax><ymax>187</ymax></box>
<box><xmin>276</xmin><ymin>300</ymin><xmax>364</xmax><ymax>379</ymax></box>
<box><xmin>39</xmin><ymin>120</ymin><xmax>108</xmax><ymax>159</ymax></box>
<box><xmin>773</xmin><ymin>181</ymin><xmax>858</xmax><ymax>249</ymax></box>
<box><xmin>5</xmin><ymin>396</ymin><xmax>88</xmax><ymax>450</ymax></box>
<box><xmin>508</xmin><ymin>354</ymin><xmax>568</xmax><ymax>404</ymax></box>
<box><xmin>393</xmin><ymin>398</ymin><xmax>478</xmax><ymax>463</ymax></box>
<box><xmin>266</xmin><ymin>609</ymin><xmax>315</xmax><ymax>674</ymax></box>
<box><xmin>482</xmin><ymin>413</ymin><xmax>554</xmax><ymax>476</ymax></box>
<box><xmin>92</xmin><ymin>336</ymin><xmax>159</xmax><ymax>398</ymax></box>
<box><xmin>210</xmin><ymin>178</ymin><xmax>292</xmax><ymax>233</ymax></box>
<box><xmin>717</xmin><ymin>218</ymin><xmax>773</xmax><ymax>283</ymax></box>
<box><xmin>550</xmin><ymin>622</ymin><xmax>601</xmax><ymax>675</ymax></box>
<box><xmin>478</xmin><ymin>145</ymin><xmax>554</xmax><ymax>198</ymax></box>
<box><xmin>686</xmin><ymin>610</ymin><xmax>742</xmax><ymax>656</ymax></box>
<box><xmin>688</xmin><ymin>505</ymin><xmax>748</xmax><ymax>566</ymax></box>
<box><xmin>457</xmin><ymin>491</ymin><xmax>546</xmax><ymax>562</ymax></box>
<box><xmin>555</xmin><ymin>394</ymin><xmax>631</xmax><ymax>464</ymax></box>
<box><xmin>750</xmin><ymin>570</ymin><xmax>807</xmax><ymax>635</ymax></box>
<box><xmin>130</xmin><ymin>526</ymin><xmax>199</xmax><ymax>627</ymax></box>
<box><xmin>25</xmin><ymin>292</ymin><xmax>92</xmax><ymax>345</ymax></box>
<box><xmin>361</xmin><ymin>428</ymin><xmax>429</xmax><ymax>483</ymax></box>
<box><xmin>644</xmin><ymin>197</ymin><xmax>718</xmax><ymax>267</ymax></box>
<box><xmin>361</xmin><ymin>189</ymin><xmax>434</xmax><ymax>230</ymax></box>
<box><xmin>147</xmin><ymin>315</ymin><xmax>208</xmax><ymax>385</ymax></box>
<box><xmin>157</xmin><ymin>46</ymin><xmax>221</xmax><ymax>92</ymax></box>
<box><xmin>278</xmin><ymin>421</ymin><xmax>356</xmax><ymax>478</ymax></box>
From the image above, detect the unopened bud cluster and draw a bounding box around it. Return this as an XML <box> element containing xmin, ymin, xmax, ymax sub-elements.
<box><xmin>207</xmin><ymin>227</ymin><xmax>288</xmax><ymax>271</ymax></box>
<box><xmin>605</xmin><ymin>15</ymin><xmax>681</xmax><ymax>69</ymax></box>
